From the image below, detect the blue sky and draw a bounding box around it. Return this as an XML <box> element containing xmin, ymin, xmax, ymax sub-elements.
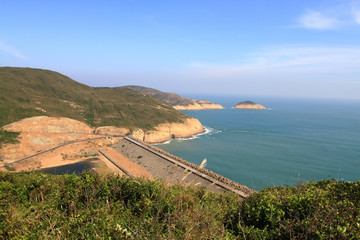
<box><xmin>1</xmin><ymin>0</ymin><xmax>360</xmax><ymax>100</ymax></box>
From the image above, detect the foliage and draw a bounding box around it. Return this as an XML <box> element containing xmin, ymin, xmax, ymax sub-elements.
<box><xmin>0</xmin><ymin>171</ymin><xmax>241</xmax><ymax>239</ymax></box>
<box><xmin>233</xmin><ymin>181</ymin><xmax>360</xmax><ymax>239</ymax></box>
<box><xmin>0</xmin><ymin>67</ymin><xmax>188</xmax><ymax>129</ymax></box>
<box><xmin>0</xmin><ymin>130</ymin><xmax>19</xmax><ymax>149</ymax></box>
<box><xmin>0</xmin><ymin>171</ymin><xmax>359</xmax><ymax>239</ymax></box>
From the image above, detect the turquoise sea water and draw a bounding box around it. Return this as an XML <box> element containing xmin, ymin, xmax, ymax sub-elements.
<box><xmin>156</xmin><ymin>97</ymin><xmax>360</xmax><ymax>190</ymax></box>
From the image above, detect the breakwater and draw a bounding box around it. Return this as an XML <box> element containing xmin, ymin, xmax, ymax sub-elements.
<box><xmin>125</xmin><ymin>136</ymin><xmax>255</xmax><ymax>197</ymax></box>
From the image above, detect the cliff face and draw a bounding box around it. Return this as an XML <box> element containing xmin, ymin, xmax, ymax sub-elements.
<box><xmin>3</xmin><ymin>116</ymin><xmax>94</xmax><ymax>134</ymax></box>
<box><xmin>0</xmin><ymin>116</ymin><xmax>124</xmax><ymax>160</ymax></box>
<box><xmin>132</xmin><ymin>118</ymin><xmax>205</xmax><ymax>144</ymax></box>
<box><xmin>235</xmin><ymin>101</ymin><xmax>267</xmax><ymax>109</ymax></box>
<box><xmin>94</xmin><ymin>126</ymin><xmax>131</xmax><ymax>135</ymax></box>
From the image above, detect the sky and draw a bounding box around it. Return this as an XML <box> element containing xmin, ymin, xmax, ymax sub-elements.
<box><xmin>1</xmin><ymin>0</ymin><xmax>360</xmax><ymax>100</ymax></box>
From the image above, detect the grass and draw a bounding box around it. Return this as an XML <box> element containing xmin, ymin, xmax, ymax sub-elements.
<box><xmin>124</xmin><ymin>85</ymin><xmax>196</xmax><ymax>106</ymax></box>
<box><xmin>0</xmin><ymin>171</ymin><xmax>359</xmax><ymax>239</ymax></box>
<box><xmin>3</xmin><ymin>165</ymin><xmax>15</xmax><ymax>171</ymax></box>
<box><xmin>0</xmin><ymin>67</ymin><xmax>188</xmax><ymax>130</ymax></box>
<box><xmin>0</xmin><ymin>130</ymin><xmax>20</xmax><ymax>149</ymax></box>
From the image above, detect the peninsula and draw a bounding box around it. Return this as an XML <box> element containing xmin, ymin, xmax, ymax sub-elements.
<box><xmin>235</xmin><ymin>101</ymin><xmax>267</xmax><ymax>109</ymax></box>
<box><xmin>124</xmin><ymin>85</ymin><xmax>224</xmax><ymax>110</ymax></box>
<box><xmin>0</xmin><ymin>67</ymin><xmax>205</xmax><ymax>144</ymax></box>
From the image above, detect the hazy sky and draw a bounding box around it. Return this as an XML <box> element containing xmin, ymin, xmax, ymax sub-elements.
<box><xmin>1</xmin><ymin>0</ymin><xmax>360</xmax><ymax>100</ymax></box>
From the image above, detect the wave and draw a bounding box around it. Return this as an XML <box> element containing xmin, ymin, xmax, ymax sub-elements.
<box><xmin>153</xmin><ymin>139</ymin><xmax>173</xmax><ymax>145</ymax></box>
<box><xmin>176</xmin><ymin>126</ymin><xmax>222</xmax><ymax>142</ymax></box>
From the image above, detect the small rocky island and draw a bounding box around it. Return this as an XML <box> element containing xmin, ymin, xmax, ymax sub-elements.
<box><xmin>234</xmin><ymin>101</ymin><xmax>267</xmax><ymax>109</ymax></box>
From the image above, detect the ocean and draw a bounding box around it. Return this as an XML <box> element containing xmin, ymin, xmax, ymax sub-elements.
<box><xmin>156</xmin><ymin>97</ymin><xmax>360</xmax><ymax>190</ymax></box>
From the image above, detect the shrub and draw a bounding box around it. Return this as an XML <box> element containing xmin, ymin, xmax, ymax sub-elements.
<box><xmin>236</xmin><ymin>181</ymin><xmax>360</xmax><ymax>239</ymax></box>
<box><xmin>1</xmin><ymin>171</ymin><xmax>359</xmax><ymax>239</ymax></box>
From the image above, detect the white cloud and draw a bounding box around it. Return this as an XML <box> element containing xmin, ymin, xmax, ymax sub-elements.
<box><xmin>0</xmin><ymin>41</ymin><xmax>28</xmax><ymax>60</ymax></box>
<box><xmin>353</xmin><ymin>8</ymin><xmax>360</xmax><ymax>23</ymax></box>
<box><xmin>186</xmin><ymin>46</ymin><xmax>360</xmax><ymax>78</ymax></box>
<box><xmin>182</xmin><ymin>46</ymin><xmax>360</xmax><ymax>99</ymax></box>
<box><xmin>296</xmin><ymin>1</ymin><xmax>360</xmax><ymax>30</ymax></box>
<box><xmin>297</xmin><ymin>10</ymin><xmax>340</xmax><ymax>30</ymax></box>
<box><xmin>352</xmin><ymin>0</ymin><xmax>360</xmax><ymax>24</ymax></box>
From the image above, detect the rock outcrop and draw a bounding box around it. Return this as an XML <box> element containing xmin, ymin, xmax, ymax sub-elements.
<box><xmin>94</xmin><ymin>126</ymin><xmax>131</xmax><ymax>136</ymax></box>
<box><xmin>133</xmin><ymin>118</ymin><xmax>205</xmax><ymax>144</ymax></box>
<box><xmin>1</xmin><ymin>117</ymin><xmax>99</xmax><ymax>161</ymax></box>
<box><xmin>2</xmin><ymin>116</ymin><xmax>94</xmax><ymax>134</ymax></box>
<box><xmin>235</xmin><ymin>101</ymin><xmax>267</xmax><ymax>109</ymax></box>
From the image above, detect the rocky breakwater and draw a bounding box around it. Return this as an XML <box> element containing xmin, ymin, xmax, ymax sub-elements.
<box><xmin>235</xmin><ymin>101</ymin><xmax>267</xmax><ymax>109</ymax></box>
<box><xmin>174</xmin><ymin>100</ymin><xmax>224</xmax><ymax>110</ymax></box>
<box><xmin>132</xmin><ymin>118</ymin><xmax>205</xmax><ymax>144</ymax></box>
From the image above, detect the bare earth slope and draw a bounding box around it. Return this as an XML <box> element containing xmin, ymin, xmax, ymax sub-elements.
<box><xmin>0</xmin><ymin>115</ymin><xmax>202</xmax><ymax>163</ymax></box>
<box><xmin>124</xmin><ymin>85</ymin><xmax>224</xmax><ymax>110</ymax></box>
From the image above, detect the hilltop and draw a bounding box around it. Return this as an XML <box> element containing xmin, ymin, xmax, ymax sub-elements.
<box><xmin>124</xmin><ymin>85</ymin><xmax>224</xmax><ymax>110</ymax></box>
<box><xmin>0</xmin><ymin>67</ymin><xmax>190</xmax><ymax>130</ymax></box>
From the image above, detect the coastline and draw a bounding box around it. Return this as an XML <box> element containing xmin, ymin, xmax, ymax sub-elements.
<box><xmin>0</xmin><ymin>115</ymin><xmax>255</xmax><ymax>196</ymax></box>
<box><xmin>132</xmin><ymin>118</ymin><xmax>206</xmax><ymax>144</ymax></box>
<box><xmin>153</xmin><ymin>126</ymin><xmax>212</xmax><ymax>145</ymax></box>
<box><xmin>0</xmin><ymin>116</ymin><xmax>206</xmax><ymax>168</ymax></box>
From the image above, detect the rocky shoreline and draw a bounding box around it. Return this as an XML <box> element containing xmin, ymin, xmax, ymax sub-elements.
<box><xmin>132</xmin><ymin>118</ymin><xmax>205</xmax><ymax>143</ymax></box>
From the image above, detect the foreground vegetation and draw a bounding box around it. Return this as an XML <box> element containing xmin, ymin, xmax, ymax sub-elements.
<box><xmin>0</xmin><ymin>67</ymin><xmax>187</xmax><ymax>129</ymax></box>
<box><xmin>0</xmin><ymin>171</ymin><xmax>359</xmax><ymax>239</ymax></box>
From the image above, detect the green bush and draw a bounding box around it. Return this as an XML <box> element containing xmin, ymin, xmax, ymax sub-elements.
<box><xmin>0</xmin><ymin>171</ymin><xmax>359</xmax><ymax>239</ymax></box>
<box><xmin>0</xmin><ymin>171</ymin><xmax>241</xmax><ymax>239</ymax></box>
<box><xmin>235</xmin><ymin>181</ymin><xmax>360</xmax><ymax>239</ymax></box>
<box><xmin>0</xmin><ymin>130</ymin><xmax>19</xmax><ymax>148</ymax></box>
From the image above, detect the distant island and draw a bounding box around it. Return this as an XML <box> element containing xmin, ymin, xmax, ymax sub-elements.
<box><xmin>124</xmin><ymin>85</ymin><xmax>224</xmax><ymax>110</ymax></box>
<box><xmin>235</xmin><ymin>101</ymin><xmax>267</xmax><ymax>109</ymax></box>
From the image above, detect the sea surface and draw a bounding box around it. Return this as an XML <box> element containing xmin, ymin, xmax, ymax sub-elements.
<box><xmin>156</xmin><ymin>97</ymin><xmax>360</xmax><ymax>190</ymax></box>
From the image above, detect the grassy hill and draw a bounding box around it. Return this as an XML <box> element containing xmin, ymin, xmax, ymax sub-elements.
<box><xmin>0</xmin><ymin>67</ymin><xmax>188</xmax><ymax>129</ymax></box>
<box><xmin>124</xmin><ymin>85</ymin><xmax>204</xmax><ymax>106</ymax></box>
<box><xmin>0</xmin><ymin>171</ymin><xmax>359</xmax><ymax>239</ymax></box>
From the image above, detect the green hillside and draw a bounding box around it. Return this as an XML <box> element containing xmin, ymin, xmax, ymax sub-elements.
<box><xmin>1</xmin><ymin>171</ymin><xmax>359</xmax><ymax>239</ymax></box>
<box><xmin>124</xmin><ymin>85</ymin><xmax>200</xmax><ymax>106</ymax></box>
<box><xmin>0</xmin><ymin>67</ymin><xmax>188</xmax><ymax>129</ymax></box>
